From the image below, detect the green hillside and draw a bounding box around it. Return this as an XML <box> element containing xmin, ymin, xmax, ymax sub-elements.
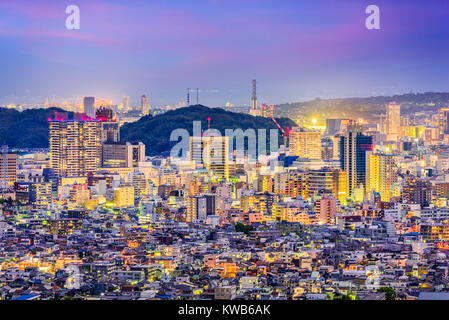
<box><xmin>120</xmin><ymin>105</ymin><xmax>296</xmax><ymax>156</ymax></box>
<box><xmin>0</xmin><ymin>107</ymin><xmax>71</xmax><ymax>148</ymax></box>
<box><xmin>0</xmin><ymin>105</ymin><xmax>295</xmax><ymax>156</ymax></box>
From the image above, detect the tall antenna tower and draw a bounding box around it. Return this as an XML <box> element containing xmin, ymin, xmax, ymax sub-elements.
<box><xmin>187</xmin><ymin>88</ymin><xmax>190</xmax><ymax>105</ymax></box>
<box><xmin>251</xmin><ymin>79</ymin><xmax>258</xmax><ymax>110</ymax></box>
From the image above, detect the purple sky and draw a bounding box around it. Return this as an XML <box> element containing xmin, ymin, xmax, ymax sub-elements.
<box><xmin>0</xmin><ymin>0</ymin><xmax>449</xmax><ymax>107</ymax></box>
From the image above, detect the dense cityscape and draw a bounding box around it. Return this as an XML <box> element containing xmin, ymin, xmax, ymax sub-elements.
<box><xmin>1</xmin><ymin>0</ymin><xmax>449</xmax><ymax>307</ymax></box>
<box><xmin>1</xmin><ymin>86</ymin><xmax>449</xmax><ymax>301</ymax></box>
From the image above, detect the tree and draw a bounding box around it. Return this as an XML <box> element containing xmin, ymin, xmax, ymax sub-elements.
<box><xmin>377</xmin><ymin>287</ymin><xmax>396</xmax><ymax>300</ymax></box>
<box><xmin>234</xmin><ymin>223</ymin><xmax>254</xmax><ymax>236</ymax></box>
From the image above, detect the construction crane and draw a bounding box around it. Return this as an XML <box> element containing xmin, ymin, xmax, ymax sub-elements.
<box><xmin>269</xmin><ymin>115</ymin><xmax>290</xmax><ymax>152</ymax></box>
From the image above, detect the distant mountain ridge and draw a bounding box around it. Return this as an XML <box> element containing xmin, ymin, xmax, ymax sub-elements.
<box><xmin>275</xmin><ymin>92</ymin><xmax>449</xmax><ymax>120</ymax></box>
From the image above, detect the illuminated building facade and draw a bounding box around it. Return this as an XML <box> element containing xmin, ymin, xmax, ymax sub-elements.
<box><xmin>141</xmin><ymin>95</ymin><xmax>150</xmax><ymax>116</ymax></box>
<box><xmin>102</xmin><ymin>142</ymin><xmax>145</xmax><ymax>168</ymax></box>
<box><xmin>0</xmin><ymin>151</ymin><xmax>17</xmax><ymax>188</ymax></box>
<box><xmin>113</xmin><ymin>185</ymin><xmax>135</xmax><ymax>207</ymax></box>
<box><xmin>315</xmin><ymin>194</ymin><xmax>337</xmax><ymax>225</ymax></box>
<box><xmin>49</xmin><ymin>118</ymin><xmax>101</xmax><ymax>177</ymax></box>
<box><xmin>366</xmin><ymin>153</ymin><xmax>398</xmax><ymax>202</ymax></box>
<box><xmin>83</xmin><ymin>96</ymin><xmax>95</xmax><ymax>118</ymax></box>
<box><xmin>190</xmin><ymin>136</ymin><xmax>229</xmax><ymax>180</ymax></box>
<box><xmin>186</xmin><ymin>195</ymin><xmax>216</xmax><ymax>222</ymax></box>
<box><xmin>289</xmin><ymin>129</ymin><xmax>322</xmax><ymax>160</ymax></box>
<box><xmin>339</xmin><ymin>125</ymin><xmax>373</xmax><ymax>198</ymax></box>
<box><xmin>385</xmin><ymin>102</ymin><xmax>401</xmax><ymax>141</ymax></box>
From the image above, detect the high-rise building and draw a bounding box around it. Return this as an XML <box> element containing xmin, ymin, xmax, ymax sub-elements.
<box><xmin>439</xmin><ymin>108</ymin><xmax>449</xmax><ymax>138</ymax></box>
<box><xmin>403</xmin><ymin>176</ymin><xmax>432</xmax><ymax>208</ymax></box>
<box><xmin>29</xmin><ymin>182</ymin><xmax>52</xmax><ymax>209</ymax></box>
<box><xmin>0</xmin><ymin>146</ymin><xmax>17</xmax><ymax>188</ymax></box>
<box><xmin>141</xmin><ymin>95</ymin><xmax>150</xmax><ymax>116</ymax></box>
<box><xmin>186</xmin><ymin>195</ymin><xmax>216</xmax><ymax>222</ymax></box>
<box><xmin>289</xmin><ymin>128</ymin><xmax>322</xmax><ymax>159</ymax></box>
<box><xmin>366</xmin><ymin>152</ymin><xmax>398</xmax><ymax>202</ymax></box>
<box><xmin>339</xmin><ymin>125</ymin><xmax>373</xmax><ymax>197</ymax></box>
<box><xmin>83</xmin><ymin>97</ymin><xmax>95</xmax><ymax>118</ymax></box>
<box><xmin>308</xmin><ymin>168</ymin><xmax>348</xmax><ymax>204</ymax></box>
<box><xmin>102</xmin><ymin>142</ymin><xmax>145</xmax><ymax>168</ymax></box>
<box><xmin>190</xmin><ymin>136</ymin><xmax>229</xmax><ymax>179</ymax></box>
<box><xmin>385</xmin><ymin>102</ymin><xmax>401</xmax><ymax>140</ymax></box>
<box><xmin>315</xmin><ymin>194</ymin><xmax>337</xmax><ymax>225</ymax></box>
<box><xmin>96</xmin><ymin>107</ymin><xmax>119</xmax><ymax>143</ymax></box>
<box><xmin>49</xmin><ymin>117</ymin><xmax>101</xmax><ymax>177</ymax></box>
<box><xmin>122</xmin><ymin>96</ymin><xmax>130</xmax><ymax>111</ymax></box>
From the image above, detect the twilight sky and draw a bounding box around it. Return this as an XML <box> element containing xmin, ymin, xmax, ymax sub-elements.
<box><xmin>0</xmin><ymin>0</ymin><xmax>448</xmax><ymax>107</ymax></box>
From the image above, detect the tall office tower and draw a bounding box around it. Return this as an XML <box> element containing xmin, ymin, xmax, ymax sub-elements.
<box><xmin>339</xmin><ymin>124</ymin><xmax>373</xmax><ymax>197</ymax></box>
<box><xmin>96</xmin><ymin>107</ymin><xmax>119</xmax><ymax>143</ymax></box>
<box><xmin>439</xmin><ymin>108</ymin><xmax>449</xmax><ymax>139</ymax></box>
<box><xmin>83</xmin><ymin>97</ymin><xmax>95</xmax><ymax>118</ymax></box>
<box><xmin>403</xmin><ymin>176</ymin><xmax>432</xmax><ymax>207</ymax></box>
<box><xmin>289</xmin><ymin>128</ymin><xmax>322</xmax><ymax>159</ymax></box>
<box><xmin>186</xmin><ymin>195</ymin><xmax>216</xmax><ymax>222</ymax></box>
<box><xmin>366</xmin><ymin>152</ymin><xmax>398</xmax><ymax>202</ymax></box>
<box><xmin>141</xmin><ymin>95</ymin><xmax>150</xmax><ymax>116</ymax></box>
<box><xmin>122</xmin><ymin>96</ymin><xmax>130</xmax><ymax>111</ymax></box>
<box><xmin>102</xmin><ymin>142</ymin><xmax>145</xmax><ymax>168</ymax></box>
<box><xmin>0</xmin><ymin>146</ymin><xmax>17</xmax><ymax>189</ymax></box>
<box><xmin>385</xmin><ymin>102</ymin><xmax>401</xmax><ymax>141</ymax></box>
<box><xmin>251</xmin><ymin>79</ymin><xmax>258</xmax><ymax>110</ymax></box>
<box><xmin>49</xmin><ymin>117</ymin><xmax>101</xmax><ymax>177</ymax></box>
<box><xmin>190</xmin><ymin>136</ymin><xmax>229</xmax><ymax>179</ymax></box>
<box><xmin>315</xmin><ymin>194</ymin><xmax>337</xmax><ymax>225</ymax></box>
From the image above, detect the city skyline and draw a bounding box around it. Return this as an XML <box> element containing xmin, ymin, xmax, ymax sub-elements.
<box><xmin>3</xmin><ymin>0</ymin><xmax>449</xmax><ymax>304</ymax></box>
<box><xmin>0</xmin><ymin>0</ymin><xmax>449</xmax><ymax>106</ymax></box>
